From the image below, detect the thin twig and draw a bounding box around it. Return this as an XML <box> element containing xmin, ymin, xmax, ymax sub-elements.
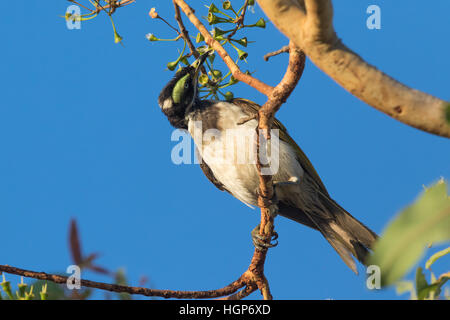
<box><xmin>91</xmin><ymin>0</ymin><xmax>135</xmax><ymax>15</ymax></box>
<box><xmin>173</xmin><ymin>1</ymin><xmax>198</xmax><ymax>59</ymax></box>
<box><xmin>227</xmin><ymin>0</ymin><xmax>249</xmax><ymax>40</ymax></box>
<box><xmin>0</xmin><ymin>265</ymin><xmax>246</xmax><ymax>299</ymax></box>
<box><xmin>264</xmin><ymin>45</ymin><xmax>290</xmax><ymax>61</ymax></box>
<box><xmin>68</xmin><ymin>0</ymin><xmax>94</xmax><ymax>12</ymax></box>
<box><xmin>174</xmin><ymin>0</ymin><xmax>273</xmax><ymax>96</ymax></box>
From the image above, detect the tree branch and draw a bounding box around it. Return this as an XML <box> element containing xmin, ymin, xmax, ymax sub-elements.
<box><xmin>0</xmin><ymin>265</ymin><xmax>246</xmax><ymax>299</ymax></box>
<box><xmin>172</xmin><ymin>1</ymin><xmax>198</xmax><ymax>58</ymax></box>
<box><xmin>0</xmin><ymin>30</ymin><xmax>306</xmax><ymax>304</ymax></box>
<box><xmin>18</xmin><ymin>0</ymin><xmax>306</xmax><ymax>300</ymax></box>
<box><xmin>264</xmin><ymin>45</ymin><xmax>290</xmax><ymax>61</ymax></box>
<box><xmin>257</xmin><ymin>0</ymin><xmax>450</xmax><ymax>138</ymax></box>
<box><xmin>173</xmin><ymin>0</ymin><xmax>274</xmax><ymax>96</ymax></box>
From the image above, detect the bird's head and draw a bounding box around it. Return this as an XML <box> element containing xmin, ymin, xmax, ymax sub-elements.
<box><xmin>158</xmin><ymin>54</ymin><xmax>208</xmax><ymax>128</ymax></box>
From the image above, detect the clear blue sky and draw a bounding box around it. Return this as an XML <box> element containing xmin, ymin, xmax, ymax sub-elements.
<box><xmin>1</xmin><ymin>1</ymin><xmax>449</xmax><ymax>299</ymax></box>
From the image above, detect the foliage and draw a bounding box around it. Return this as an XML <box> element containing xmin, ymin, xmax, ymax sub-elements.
<box><xmin>368</xmin><ymin>179</ymin><xmax>450</xmax><ymax>299</ymax></box>
<box><xmin>0</xmin><ymin>274</ymin><xmax>48</xmax><ymax>300</ymax></box>
<box><xmin>62</xmin><ymin>1</ymin><xmax>266</xmax><ymax>100</ymax></box>
<box><xmin>395</xmin><ymin>247</ymin><xmax>450</xmax><ymax>300</ymax></box>
<box><xmin>147</xmin><ymin>1</ymin><xmax>265</xmax><ymax>100</ymax></box>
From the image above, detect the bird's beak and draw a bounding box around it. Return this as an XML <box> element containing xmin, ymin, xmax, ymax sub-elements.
<box><xmin>191</xmin><ymin>53</ymin><xmax>209</xmax><ymax>84</ymax></box>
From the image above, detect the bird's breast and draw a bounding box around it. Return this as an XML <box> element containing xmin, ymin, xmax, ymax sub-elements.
<box><xmin>187</xmin><ymin>101</ymin><xmax>304</xmax><ymax>207</ymax></box>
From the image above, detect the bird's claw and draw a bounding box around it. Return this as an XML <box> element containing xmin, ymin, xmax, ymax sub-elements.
<box><xmin>251</xmin><ymin>225</ymin><xmax>278</xmax><ymax>251</ymax></box>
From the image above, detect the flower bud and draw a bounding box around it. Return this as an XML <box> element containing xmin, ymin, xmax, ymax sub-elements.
<box><xmin>198</xmin><ymin>74</ymin><xmax>209</xmax><ymax>85</ymax></box>
<box><xmin>208</xmin><ymin>12</ymin><xmax>219</xmax><ymax>24</ymax></box>
<box><xmin>149</xmin><ymin>8</ymin><xmax>158</xmax><ymax>19</ymax></box>
<box><xmin>208</xmin><ymin>3</ymin><xmax>220</xmax><ymax>14</ymax></box>
<box><xmin>235</xmin><ymin>37</ymin><xmax>247</xmax><ymax>47</ymax></box>
<box><xmin>235</xmin><ymin>47</ymin><xmax>248</xmax><ymax>60</ymax></box>
<box><xmin>222</xmin><ymin>1</ymin><xmax>232</xmax><ymax>10</ymax></box>
<box><xmin>167</xmin><ymin>60</ymin><xmax>179</xmax><ymax>71</ymax></box>
<box><xmin>146</xmin><ymin>33</ymin><xmax>158</xmax><ymax>41</ymax></box>
<box><xmin>254</xmin><ymin>18</ymin><xmax>266</xmax><ymax>28</ymax></box>
<box><xmin>114</xmin><ymin>30</ymin><xmax>123</xmax><ymax>44</ymax></box>
<box><xmin>210</xmin><ymin>70</ymin><xmax>222</xmax><ymax>79</ymax></box>
<box><xmin>224</xmin><ymin>91</ymin><xmax>234</xmax><ymax>101</ymax></box>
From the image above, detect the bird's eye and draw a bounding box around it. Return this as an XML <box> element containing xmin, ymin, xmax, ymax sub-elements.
<box><xmin>184</xmin><ymin>82</ymin><xmax>189</xmax><ymax>89</ymax></box>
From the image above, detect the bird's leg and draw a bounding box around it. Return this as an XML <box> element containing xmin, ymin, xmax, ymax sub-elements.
<box><xmin>252</xmin><ymin>190</ymin><xmax>278</xmax><ymax>251</ymax></box>
<box><xmin>251</xmin><ymin>177</ymin><xmax>300</xmax><ymax>251</ymax></box>
<box><xmin>255</xmin><ymin>176</ymin><xmax>300</xmax><ymax>216</ymax></box>
<box><xmin>251</xmin><ymin>224</ymin><xmax>278</xmax><ymax>251</ymax></box>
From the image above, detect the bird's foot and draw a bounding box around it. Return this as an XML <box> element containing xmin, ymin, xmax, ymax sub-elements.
<box><xmin>251</xmin><ymin>224</ymin><xmax>278</xmax><ymax>251</ymax></box>
<box><xmin>273</xmin><ymin>176</ymin><xmax>300</xmax><ymax>189</ymax></box>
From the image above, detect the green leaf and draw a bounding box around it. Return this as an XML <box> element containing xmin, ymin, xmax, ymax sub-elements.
<box><xmin>415</xmin><ymin>267</ymin><xmax>429</xmax><ymax>299</ymax></box>
<box><xmin>415</xmin><ymin>268</ymin><xmax>449</xmax><ymax>300</ymax></box>
<box><xmin>368</xmin><ymin>179</ymin><xmax>450</xmax><ymax>287</ymax></box>
<box><xmin>425</xmin><ymin>246</ymin><xmax>450</xmax><ymax>270</ymax></box>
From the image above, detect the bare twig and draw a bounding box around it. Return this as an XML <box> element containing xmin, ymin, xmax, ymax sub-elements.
<box><xmin>173</xmin><ymin>1</ymin><xmax>198</xmax><ymax>58</ymax></box>
<box><xmin>150</xmin><ymin>8</ymin><xmax>181</xmax><ymax>35</ymax></box>
<box><xmin>264</xmin><ymin>45</ymin><xmax>290</xmax><ymax>61</ymax></box>
<box><xmin>0</xmin><ymin>265</ymin><xmax>246</xmax><ymax>299</ymax></box>
<box><xmin>227</xmin><ymin>0</ymin><xmax>250</xmax><ymax>40</ymax></box>
<box><xmin>90</xmin><ymin>0</ymin><xmax>135</xmax><ymax>15</ymax></box>
<box><xmin>259</xmin><ymin>43</ymin><xmax>306</xmax><ymax>130</ymax></box>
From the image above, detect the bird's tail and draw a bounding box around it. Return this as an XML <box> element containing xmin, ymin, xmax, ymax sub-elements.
<box><xmin>312</xmin><ymin>193</ymin><xmax>378</xmax><ymax>273</ymax></box>
<box><xmin>280</xmin><ymin>193</ymin><xmax>378</xmax><ymax>274</ymax></box>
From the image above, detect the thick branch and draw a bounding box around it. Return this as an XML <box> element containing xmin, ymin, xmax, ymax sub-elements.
<box><xmin>257</xmin><ymin>0</ymin><xmax>450</xmax><ymax>138</ymax></box>
<box><xmin>174</xmin><ymin>0</ymin><xmax>274</xmax><ymax>96</ymax></box>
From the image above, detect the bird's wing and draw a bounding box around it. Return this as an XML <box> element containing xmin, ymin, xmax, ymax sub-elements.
<box><xmin>231</xmin><ymin>98</ymin><xmax>329</xmax><ymax>196</ymax></box>
<box><xmin>198</xmin><ymin>150</ymin><xmax>229</xmax><ymax>192</ymax></box>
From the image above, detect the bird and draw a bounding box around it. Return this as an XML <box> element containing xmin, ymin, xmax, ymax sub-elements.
<box><xmin>157</xmin><ymin>54</ymin><xmax>378</xmax><ymax>274</ymax></box>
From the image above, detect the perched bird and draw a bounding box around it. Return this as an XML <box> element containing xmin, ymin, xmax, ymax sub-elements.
<box><xmin>158</xmin><ymin>54</ymin><xmax>377</xmax><ymax>273</ymax></box>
